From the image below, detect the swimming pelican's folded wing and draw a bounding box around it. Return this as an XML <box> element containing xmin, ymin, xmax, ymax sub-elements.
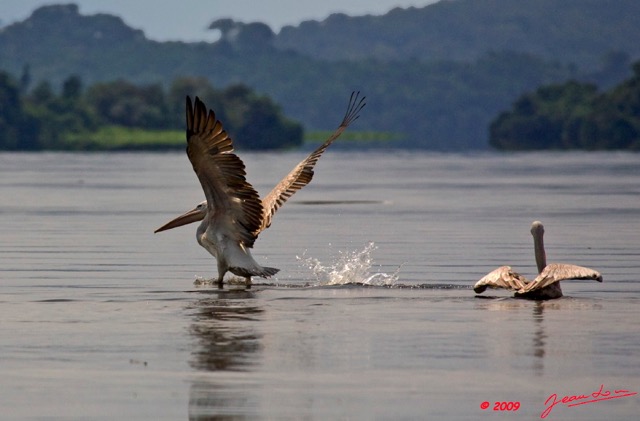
<box><xmin>474</xmin><ymin>266</ymin><xmax>529</xmax><ymax>294</ymax></box>
<box><xmin>186</xmin><ymin>96</ymin><xmax>263</xmax><ymax>247</ymax></box>
<box><xmin>258</xmin><ymin>91</ymin><xmax>366</xmax><ymax>233</ymax></box>
<box><xmin>522</xmin><ymin>263</ymin><xmax>603</xmax><ymax>293</ymax></box>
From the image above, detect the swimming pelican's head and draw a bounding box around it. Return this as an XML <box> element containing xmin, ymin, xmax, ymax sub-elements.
<box><xmin>530</xmin><ymin>220</ymin><xmax>544</xmax><ymax>237</ymax></box>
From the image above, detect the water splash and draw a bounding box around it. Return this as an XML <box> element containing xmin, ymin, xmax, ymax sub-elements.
<box><xmin>297</xmin><ymin>242</ymin><xmax>401</xmax><ymax>287</ymax></box>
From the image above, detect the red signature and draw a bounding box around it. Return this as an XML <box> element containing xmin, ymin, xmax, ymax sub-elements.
<box><xmin>541</xmin><ymin>384</ymin><xmax>637</xmax><ymax>418</ymax></box>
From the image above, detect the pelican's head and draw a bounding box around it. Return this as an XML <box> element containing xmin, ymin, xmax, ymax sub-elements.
<box><xmin>154</xmin><ymin>201</ymin><xmax>207</xmax><ymax>233</ymax></box>
<box><xmin>530</xmin><ymin>220</ymin><xmax>544</xmax><ymax>237</ymax></box>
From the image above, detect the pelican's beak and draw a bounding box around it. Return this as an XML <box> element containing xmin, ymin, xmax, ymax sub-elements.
<box><xmin>154</xmin><ymin>207</ymin><xmax>205</xmax><ymax>233</ymax></box>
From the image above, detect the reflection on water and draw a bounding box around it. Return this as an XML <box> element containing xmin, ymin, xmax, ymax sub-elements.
<box><xmin>474</xmin><ymin>296</ymin><xmax>607</xmax><ymax>380</ymax></box>
<box><xmin>532</xmin><ymin>302</ymin><xmax>547</xmax><ymax>373</ymax></box>
<box><xmin>188</xmin><ymin>291</ymin><xmax>263</xmax><ymax>420</ymax></box>
<box><xmin>189</xmin><ymin>381</ymin><xmax>254</xmax><ymax>421</ymax></box>
<box><xmin>188</xmin><ymin>292</ymin><xmax>264</xmax><ymax>371</ymax></box>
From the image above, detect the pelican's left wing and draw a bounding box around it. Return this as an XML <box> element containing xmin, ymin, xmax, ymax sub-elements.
<box><xmin>521</xmin><ymin>263</ymin><xmax>603</xmax><ymax>293</ymax></box>
<box><xmin>257</xmin><ymin>91</ymin><xmax>366</xmax><ymax>233</ymax></box>
<box><xmin>474</xmin><ymin>266</ymin><xmax>529</xmax><ymax>294</ymax></box>
<box><xmin>186</xmin><ymin>96</ymin><xmax>263</xmax><ymax>247</ymax></box>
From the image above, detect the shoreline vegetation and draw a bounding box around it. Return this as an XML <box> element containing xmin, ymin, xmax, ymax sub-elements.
<box><xmin>489</xmin><ymin>62</ymin><xmax>640</xmax><ymax>151</ymax></box>
<box><xmin>1</xmin><ymin>66</ymin><xmax>401</xmax><ymax>152</ymax></box>
<box><xmin>2</xmin><ymin>61</ymin><xmax>640</xmax><ymax>151</ymax></box>
<box><xmin>62</xmin><ymin>126</ymin><xmax>184</xmax><ymax>151</ymax></box>
<box><xmin>0</xmin><ymin>72</ymin><xmax>306</xmax><ymax>152</ymax></box>
<box><xmin>55</xmin><ymin>126</ymin><xmax>399</xmax><ymax>152</ymax></box>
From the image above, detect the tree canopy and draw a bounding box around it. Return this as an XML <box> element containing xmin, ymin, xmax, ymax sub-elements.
<box><xmin>490</xmin><ymin>62</ymin><xmax>640</xmax><ymax>150</ymax></box>
<box><xmin>0</xmin><ymin>72</ymin><xmax>303</xmax><ymax>151</ymax></box>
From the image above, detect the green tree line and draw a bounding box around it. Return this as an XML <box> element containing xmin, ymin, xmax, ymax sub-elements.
<box><xmin>0</xmin><ymin>71</ymin><xmax>303</xmax><ymax>151</ymax></box>
<box><xmin>490</xmin><ymin>61</ymin><xmax>640</xmax><ymax>150</ymax></box>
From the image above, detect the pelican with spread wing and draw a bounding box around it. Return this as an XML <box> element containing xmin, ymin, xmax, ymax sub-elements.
<box><xmin>474</xmin><ymin>221</ymin><xmax>602</xmax><ymax>299</ymax></box>
<box><xmin>155</xmin><ymin>92</ymin><xmax>365</xmax><ymax>288</ymax></box>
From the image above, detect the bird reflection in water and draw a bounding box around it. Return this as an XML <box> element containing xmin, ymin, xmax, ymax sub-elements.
<box><xmin>188</xmin><ymin>291</ymin><xmax>264</xmax><ymax>420</ymax></box>
<box><xmin>531</xmin><ymin>302</ymin><xmax>547</xmax><ymax>374</ymax></box>
<box><xmin>476</xmin><ymin>298</ymin><xmax>603</xmax><ymax>377</ymax></box>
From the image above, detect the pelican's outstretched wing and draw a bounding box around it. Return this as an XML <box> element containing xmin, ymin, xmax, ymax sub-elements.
<box><xmin>474</xmin><ymin>266</ymin><xmax>529</xmax><ymax>294</ymax></box>
<box><xmin>185</xmin><ymin>96</ymin><xmax>263</xmax><ymax>247</ymax></box>
<box><xmin>521</xmin><ymin>263</ymin><xmax>603</xmax><ymax>293</ymax></box>
<box><xmin>257</xmin><ymin>91</ymin><xmax>366</xmax><ymax>233</ymax></box>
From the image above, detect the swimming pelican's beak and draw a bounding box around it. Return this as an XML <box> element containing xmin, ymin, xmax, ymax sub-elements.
<box><xmin>154</xmin><ymin>207</ymin><xmax>205</xmax><ymax>233</ymax></box>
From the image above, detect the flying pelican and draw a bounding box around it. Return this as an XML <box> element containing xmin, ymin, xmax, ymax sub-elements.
<box><xmin>155</xmin><ymin>92</ymin><xmax>365</xmax><ymax>288</ymax></box>
<box><xmin>474</xmin><ymin>221</ymin><xmax>602</xmax><ymax>299</ymax></box>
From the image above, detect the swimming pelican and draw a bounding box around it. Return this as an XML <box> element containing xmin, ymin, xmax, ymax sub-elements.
<box><xmin>474</xmin><ymin>221</ymin><xmax>602</xmax><ymax>299</ymax></box>
<box><xmin>155</xmin><ymin>92</ymin><xmax>365</xmax><ymax>288</ymax></box>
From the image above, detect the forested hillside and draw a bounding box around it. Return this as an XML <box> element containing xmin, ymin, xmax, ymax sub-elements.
<box><xmin>1</xmin><ymin>2</ymin><xmax>638</xmax><ymax>150</ymax></box>
<box><xmin>490</xmin><ymin>63</ymin><xmax>640</xmax><ymax>150</ymax></box>
<box><xmin>275</xmin><ymin>0</ymin><xmax>640</xmax><ymax>69</ymax></box>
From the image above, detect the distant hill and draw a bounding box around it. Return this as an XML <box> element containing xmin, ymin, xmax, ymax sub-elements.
<box><xmin>275</xmin><ymin>0</ymin><xmax>640</xmax><ymax>69</ymax></box>
<box><xmin>0</xmin><ymin>2</ymin><xmax>636</xmax><ymax>150</ymax></box>
<box><xmin>0</xmin><ymin>4</ymin><xmax>206</xmax><ymax>86</ymax></box>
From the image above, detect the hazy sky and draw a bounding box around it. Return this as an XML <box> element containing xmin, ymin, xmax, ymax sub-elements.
<box><xmin>2</xmin><ymin>0</ymin><xmax>440</xmax><ymax>42</ymax></box>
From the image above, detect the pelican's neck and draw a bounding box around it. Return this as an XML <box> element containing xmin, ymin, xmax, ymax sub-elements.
<box><xmin>532</xmin><ymin>229</ymin><xmax>547</xmax><ymax>274</ymax></box>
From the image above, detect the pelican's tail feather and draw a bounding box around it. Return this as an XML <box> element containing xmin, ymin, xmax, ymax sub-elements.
<box><xmin>259</xmin><ymin>266</ymin><xmax>280</xmax><ymax>278</ymax></box>
<box><xmin>229</xmin><ymin>265</ymin><xmax>280</xmax><ymax>279</ymax></box>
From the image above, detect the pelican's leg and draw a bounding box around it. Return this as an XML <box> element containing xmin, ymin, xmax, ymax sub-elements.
<box><xmin>245</xmin><ymin>276</ymin><xmax>252</xmax><ymax>290</ymax></box>
<box><xmin>216</xmin><ymin>261</ymin><xmax>226</xmax><ymax>290</ymax></box>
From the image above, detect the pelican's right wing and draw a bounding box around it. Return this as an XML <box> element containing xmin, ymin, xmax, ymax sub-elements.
<box><xmin>186</xmin><ymin>96</ymin><xmax>264</xmax><ymax>247</ymax></box>
<box><xmin>521</xmin><ymin>263</ymin><xmax>603</xmax><ymax>293</ymax></box>
<box><xmin>474</xmin><ymin>266</ymin><xmax>529</xmax><ymax>294</ymax></box>
<box><xmin>257</xmin><ymin>91</ymin><xmax>366</xmax><ymax>233</ymax></box>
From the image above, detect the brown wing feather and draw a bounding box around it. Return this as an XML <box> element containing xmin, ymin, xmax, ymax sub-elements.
<box><xmin>474</xmin><ymin>266</ymin><xmax>530</xmax><ymax>294</ymax></box>
<box><xmin>186</xmin><ymin>96</ymin><xmax>263</xmax><ymax>247</ymax></box>
<box><xmin>258</xmin><ymin>91</ymin><xmax>366</xmax><ymax>233</ymax></box>
<box><xmin>521</xmin><ymin>263</ymin><xmax>603</xmax><ymax>293</ymax></box>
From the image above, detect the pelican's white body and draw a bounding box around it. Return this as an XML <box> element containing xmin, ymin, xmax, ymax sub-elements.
<box><xmin>196</xmin><ymin>217</ymin><xmax>272</xmax><ymax>279</ymax></box>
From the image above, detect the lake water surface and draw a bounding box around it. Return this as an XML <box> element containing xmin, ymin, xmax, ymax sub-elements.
<box><xmin>1</xmin><ymin>151</ymin><xmax>639</xmax><ymax>420</ymax></box>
